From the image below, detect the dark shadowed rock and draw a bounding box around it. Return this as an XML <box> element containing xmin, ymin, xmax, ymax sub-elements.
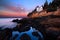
<box><xmin>20</xmin><ymin>33</ymin><xmax>31</xmax><ymax>40</ymax></box>
<box><xmin>12</xmin><ymin>19</ymin><xmax>19</xmax><ymax>22</ymax></box>
<box><xmin>0</xmin><ymin>28</ymin><xmax>12</xmax><ymax>40</ymax></box>
<box><xmin>32</xmin><ymin>32</ymin><xmax>44</xmax><ymax>40</ymax></box>
<box><xmin>57</xmin><ymin>36</ymin><xmax>60</xmax><ymax>40</ymax></box>
<box><xmin>18</xmin><ymin>26</ymin><xmax>30</xmax><ymax>32</ymax></box>
<box><xmin>13</xmin><ymin>25</ymin><xmax>30</xmax><ymax>32</ymax></box>
<box><xmin>11</xmin><ymin>34</ymin><xmax>18</xmax><ymax>40</ymax></box>
<box><xmin>32</xmin><ymin>32</ymin><xmax>40</xmax><ymax>37</ymax></box>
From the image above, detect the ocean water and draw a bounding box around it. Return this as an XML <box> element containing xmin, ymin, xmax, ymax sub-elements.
<box><xmin>0</xmin><ymin>18</ymin><xmax>44</xmax><ymax>40</ymax></box>
<box><xmin>0</xmin><ymin>18</ymin><xmax>21</xmax><ymax>29</ymax></box>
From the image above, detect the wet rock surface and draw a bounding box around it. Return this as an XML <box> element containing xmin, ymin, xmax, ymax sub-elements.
<box><xmin>11</xmin><ymin>34</ymin><xmax>19</xmax><ymax>40</ymax></box>
<box><xmin>0</xmin><ymin>28</ymin><xmax>12</xmax><ymax>40</ymax></box>
<box><xmin>32</xmin><ymin>32</ymin><xmax>43</xmax><ymax>40</ymax></box>
<box><xmin>20</xmin><ymin>33</ymin><xmax>31</xmax><ymax>40</ymax></box>
<box><xmin>13</xmin><ymin>24</ymin><xmax>30</xmax><ymax>32</ymax></box>
<box><xmin>12</xmin><ymin>19</ymin><xmax>19</xmax><ymax>22</ymax></box>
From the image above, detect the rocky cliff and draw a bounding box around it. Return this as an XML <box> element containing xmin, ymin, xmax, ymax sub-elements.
<box><xmin>27</xmin><ymin>8</ymin><xmax>60</xmax><ymax>18</ymax></box>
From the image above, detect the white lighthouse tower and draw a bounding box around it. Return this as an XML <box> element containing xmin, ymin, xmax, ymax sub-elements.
<box><xmin>36</xmin><ymin>6</ymin><xmax>43</xmax><ymax>13</ymax></box>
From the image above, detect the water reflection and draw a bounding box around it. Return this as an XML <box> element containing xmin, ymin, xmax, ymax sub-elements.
<box><xmin>12</xmin><ymin>27</ymin><xmax>44</xmax><ymax>40</ymax></box>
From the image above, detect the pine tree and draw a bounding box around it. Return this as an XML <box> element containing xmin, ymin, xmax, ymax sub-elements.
<box><xmin>52</xmin><ymin>0</ymin><xmax>60</xmax><ymax>8</ymax></box>
<box><xmin>43</xmin><ymin>0</ymin><xmax>48</xmax><ymax>10</ymax></box>
<box><xmin>46</xmin><ymin>0</ymin><xmax>58</xmax><ymax>12</ymax></box>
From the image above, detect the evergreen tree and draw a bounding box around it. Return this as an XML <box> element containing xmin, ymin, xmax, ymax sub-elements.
<box><xmin>43</xmin><ymin>0</ymin><xmax>48</xmax><ymax>10</ymax></box>
<box><xmin>46</xmin><ymin>0</ymin><xmax>60</xmax><ymax>12</ymax></box>
<box><xmin>52</xmin><ymin>0</ymin><xmax>60</xmax><ymax>8</ymax></box>
<box><xmin>54</xmin><ymin>0</ymin><xmax>60</xmax><ymax>7</ymax></box>
<box><xmin>47</xmin><ymin>1</ymin><xmax>57</xmax><ymax>12</ymax></box>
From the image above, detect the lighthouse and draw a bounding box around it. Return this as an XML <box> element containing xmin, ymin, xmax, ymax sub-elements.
<box><xmin>36</xmin><ymin>6</ymin><xmax>43</xmax><ymax>13</ymax></box>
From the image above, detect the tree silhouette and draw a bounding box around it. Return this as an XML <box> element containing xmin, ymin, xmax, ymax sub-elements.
<box><xmin>52</xmin><ymin>0</ymin><xmax>60</xmax><ymax>8</ymax></box>
<box><xmin>43</xmin><ymin>0</ymin><xmax>48</xmax><ymax>10</ymax></box>
<box><xmin>43</xmin><ymin>0</ymin><xmax>60</xmax><ymax>12</ymax></box>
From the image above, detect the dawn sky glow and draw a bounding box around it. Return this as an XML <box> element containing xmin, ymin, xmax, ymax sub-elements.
<box><xmin>0</xmin><ymin>0</ymin><xmax>52</xmax><ymax>18</ymax></box>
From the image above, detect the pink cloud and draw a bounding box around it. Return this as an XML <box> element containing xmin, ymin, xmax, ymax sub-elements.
<box><xmin>0</xmin><ymin>5</ymin><xmax>28</xmax><ymax>18</ymax></box>
<box><xmin>0</xmin><ymin>10</ymin><xmax>28</xmax><ymax>18</ymax></box>
<box><xmin>5</xmin><ymin>5</ymin><xmax>26</xmax><ymax>12</ymax></box>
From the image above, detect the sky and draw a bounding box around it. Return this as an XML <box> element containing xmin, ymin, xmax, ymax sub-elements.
<box><xmin>0</xmin><ymin>0</ymin><xmax>52</xmax><ymax>18</ymax></box>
